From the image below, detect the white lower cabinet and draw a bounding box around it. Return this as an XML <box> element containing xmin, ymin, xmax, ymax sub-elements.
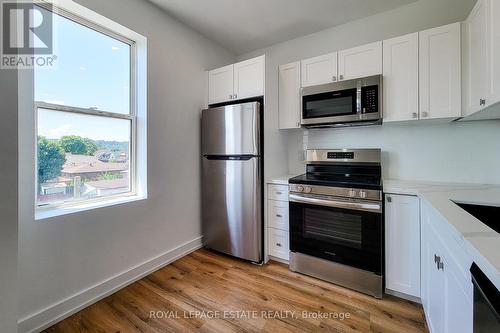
<box><xmin>266</xmin><ymin>183</ymin><xmax>290</xmax><ymax>261</ymax></box>
<box><xmin>268</xmin><ymin>228</ymin><xmax>289</xmax><ymax>260</ymax></box>
<box><xmin>385</xmin><ymin>194</ymin><xmax>421</xmax><ymax>298</ymax></box>
<box><xmin>421</xmin><ymin>201</ymin><xmax>473</xmax><ymax>333</ymax></box>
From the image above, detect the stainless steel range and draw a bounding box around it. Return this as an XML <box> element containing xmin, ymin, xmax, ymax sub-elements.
<box><xmin>288</xmin><ymin>149</ymin><xmax>383</xmax><ymax>298</ymax></box>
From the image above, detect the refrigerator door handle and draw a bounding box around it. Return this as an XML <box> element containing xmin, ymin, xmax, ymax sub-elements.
<box><xmin>204</xmin><ymin>155</ymin><xmax>256</xmax><ymax>161</ymax></box>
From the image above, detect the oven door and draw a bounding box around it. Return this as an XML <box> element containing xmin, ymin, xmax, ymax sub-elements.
<box><xmin>289</xmin><ymin>194</ymin><xmax>383</xmax><ymax>275</ymax></box>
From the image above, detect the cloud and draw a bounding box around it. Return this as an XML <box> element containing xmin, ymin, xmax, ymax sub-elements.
<box><xmin>45</xmin><ymin>124</ymin><xmax>73</xmax><ymax>138</ymax></box>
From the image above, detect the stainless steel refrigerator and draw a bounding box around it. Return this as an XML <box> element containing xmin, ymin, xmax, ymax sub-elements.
<box><xmin>201</xmin><ymin>101</ymin><xmax>263</xmax><ymax>263</ymax></box>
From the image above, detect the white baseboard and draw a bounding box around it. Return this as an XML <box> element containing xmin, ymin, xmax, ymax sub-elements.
<box><xmin>18</xmin><ymin>236</ymin><xmax>203</xmax><ymax>333</ymax></box>
<box><xmin>385</xmin><ymin>288</ymin><xmax>422</xmax><ymax>304</ymax></box>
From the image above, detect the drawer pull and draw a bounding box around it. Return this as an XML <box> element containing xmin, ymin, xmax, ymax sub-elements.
<box><xmin>275</xmin><ymin>191</ymin><xmax>283</xmax><ymax>195</ymax></box>
<box><xmin>438</xmin><ymin>262</ymin><xmax>444</xmax><ymax>271</ymax></box>
<box><xmin>276</xmin><ymin>214</ymin><xmax>283</xmax><ymax>218</ymax></box>
<box><xmin>276</xmin><ymin>243</ymin><xmax>282</xmax><ymax>247</ymax></box>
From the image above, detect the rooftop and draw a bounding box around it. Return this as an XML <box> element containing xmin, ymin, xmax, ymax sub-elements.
<box><xmin>62</xmin><ymin>154</ymin><xmax>128</xmax><ymax>174</ymax></box>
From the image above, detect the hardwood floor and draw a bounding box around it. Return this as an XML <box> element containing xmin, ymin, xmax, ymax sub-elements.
<box><xmin>44</xmin><ymin>249</ymin><xmax>428</xmax><ymax>333</ymax></box>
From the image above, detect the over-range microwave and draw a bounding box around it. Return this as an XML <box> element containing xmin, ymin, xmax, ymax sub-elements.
<box><xmin>301</xmin><ymin>75</ymin><xmax>383</xmax><ymax>128</ymax></box>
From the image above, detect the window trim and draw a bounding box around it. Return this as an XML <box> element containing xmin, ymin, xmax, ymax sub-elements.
<box><xmin>34</xmin><ymin>0</ymin><xmax>148</xmax><ymax>220</ymax></box>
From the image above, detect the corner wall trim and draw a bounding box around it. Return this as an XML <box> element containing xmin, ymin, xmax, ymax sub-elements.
<box><xmin>18</xmin><ymin>236</ymin><xmax>203</xmax><ymax>333</ymax></box>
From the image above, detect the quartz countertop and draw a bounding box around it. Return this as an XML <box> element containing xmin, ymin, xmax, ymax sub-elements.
<box><xmin>420</xmin><ymin>187</ymin><xmax>500</xmax><ymax>290</ymax></box>
<box><xmin>384</xmin><ymin>179</ymin><xmax>500</xmax><ymax>290</ymax></box>
<box><xmin>383</xmin><ymin>179</ymin><xmax>491</xmax><ymax>196</ymax></box>
<box><xmin>266</xmin><ymin>175</ymin><xmax>297</xmax><ymax>185</ymax></box>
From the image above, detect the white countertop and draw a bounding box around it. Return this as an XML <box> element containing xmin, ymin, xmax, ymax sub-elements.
<box><xmin>420</xmin><ymin>188</ymin><xmax>500</xmax><ymax>290</ymax></box>
<box><xmin>385</xmin><ymin>179</ymin><xmax>500</xmax><ymax>290</ymax></box>
<box><xmin>266</xmin><ymin>175</ymin><xmax>296</xmax><ymax>185</ymax></box>
<box><xmin>383</xmin><ymin>179</ymin><xmax>491</xmax><ymax>196</ymax></box>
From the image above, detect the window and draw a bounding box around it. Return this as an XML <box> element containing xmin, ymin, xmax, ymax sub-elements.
<box><xmin>34</xmin><ymin>2</ymin><xmax>147</xmax><ymax>215</ymax></box>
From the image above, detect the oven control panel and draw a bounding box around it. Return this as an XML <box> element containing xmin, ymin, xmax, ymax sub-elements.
<box><xmin>289</xmin><ymin>184</ymin><xmax>382</xmax><ymax>201</ymax></box>
<box><xmin>327</xmin><ymin>152</ymin><xmax>354</xmax><ymax>159</ymax></box>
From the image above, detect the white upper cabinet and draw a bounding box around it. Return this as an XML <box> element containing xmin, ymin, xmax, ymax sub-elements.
<box><xmin>279</xmin><ymin>61</ymin><xmax>301</xmax><ymax>129</ymax></box>
<box><xmin>338</xmin><ymin>41</ymin><xmax>383</xmax><ymax>80</ymax></box>
<box><xmin>385</xmin><ymin>194</ymin><xmax>421</xmax><ymax>298</ymax></box>
<box><xmin>466</xmin><ymin>0</ymin><xmax>490</xmax><ymax>115</ymax></box>
<box><xmin>489</xmin><ymin>0</ymin><xmax>500</xmax><ymax>105</ymax></box>
<box><xmin>208</xmin><ymin>55</ymin><xmax>265</xmax><ymax>105</ymax></box>
<box><xmin>234</xmin><ymin>55</ymin><xmax>265</xmax><ymax>100</ymax></box>
<box><xmin>208</xmin><ymin>64</ymin><xmax>234</xmax><ymax>105</ymax></box>
<box><xmin>419</xmin><ymin>22</ymin><xmax>461</xmax><ymax>120</ymax></box>
<box><xmin>301</xmin><ymin>52</ymin><xmax>338</xmax><ymax>87</ymax></box>
<box><xmin>383</xmin><ymin>33</ymin><xmax>419</xmax><ymax>122</ymax></box>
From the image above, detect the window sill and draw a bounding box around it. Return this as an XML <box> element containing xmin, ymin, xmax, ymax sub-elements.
<box><xmin>35</xmin><ymin>194</ymin><xmax>147</xmax><ymax>221</ymax></box>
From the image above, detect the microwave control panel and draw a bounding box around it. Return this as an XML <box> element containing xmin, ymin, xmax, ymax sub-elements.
<box><xmin>361</xmin><ymin>85</ymin><xmax>378</xmax><ymax>114</ymax></box>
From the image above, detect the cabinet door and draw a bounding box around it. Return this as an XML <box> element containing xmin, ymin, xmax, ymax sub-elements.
<box><xmin>489</xmin><ymin>0</ymin><xmax>500</xmax><ymax>105</ymax></box>
<box><xmin>301</xmin><ymin>52</ymin><xmax>338</xmax><ymax>87</ymax></box>
<box><xmin>268</xmin><ymin>228</ymin><xmax>289</xmax><ymax>260</ymax></box>
<box><xmin>279</xmin><ymin>61</ymin><xmax>301</xmax><ymax>129</ymax></box>
<box><xmin>422</xmin><ymin>213</ymin><xmax>447</xmax><ymax>333</ymax></box>
<box><xmin>267</xmin><ymin>200</ymin><xmax>289</xmax><ymax>231</ymax></box>
<box><xmin>208</xmin><ymin>64</ymin><xmax>234</xmax><ymax>105</ymax></box>
<box><xmin>234</xmin><ymin>55</ymin><xmax>265</xmax><ymax>100</ymax></box>
<box><xmin>444</xmin><ymin>261</ymin><xmax>473</xmax><ymax>333</ymax></box>
<box><xmin>383</xmin><ymin>33</ymin><xmax>419</xmax><ymax>122</ymax></box>
<box><xmin>419</xmin><ymin>23</ymin><xmax>461</xmax><ymax>120</ymax></box>
<box><xmin>466</xmin><ymin>0</ymin><xmax>489</xmax><ymax>115</ymax></box>
<box><xmin>385</xmin><ymin>194</ymin><xmax>420</xmax><ymax>297</ymax></box>
<box><xmin>338</xmin><ymin>41</ymin><xmax>382</xmax><ymax>80</ymax></box>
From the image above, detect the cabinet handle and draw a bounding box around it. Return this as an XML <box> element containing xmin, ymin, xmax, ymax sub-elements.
<box><xmin>412</xmin><ymin>112</ymin><xmax>418</xmax><ymax>119</ymax></box>
<box><xmin>422</xmin><ymin>111</ymin><xmax>429</xmax><ymax>118</ymax></box>
<box><xmin>275</xmin><ymin>192</ymin><xmax>282</xmax><ymax>195</ymax></box>
<box><xmin>438</xmin><ymin>261</ymin><xmax>444</xmax><ymax>271</ymax></box>
<box><xmin>332</xmin><ymin>76</ymin><xmax>337</xmax><ymax>82</ymax></box>
<box><xmin>480</xmin><ymin>98</ymin><xmax>486</xmax><ymax>106</ymax></box>
<box><xmin>276</xmin><ymin>243</ymin><xmax>282</xmax><ymax>247</ymax></box>
<box><xmin>386</xmin><ymin>196</ymin><xmax>392</xmax><ymax>203</ymax></box>
<box><xmin>434</xmin><ymin>254</ymin><xmax>441</xmax><ymax>264</ymax></box>
<box><xmin>233</xmin><ymin>94</ymin><xmax>238</xmax><ymax>99</ymax></box>
<box><xmin>339</xmin><ymin>75</ymin><xmax>344</xmax><ymax>81</ymax></box>
<box><xmin>229</xmin><ymin>94</ymin><xmax>233</xmax><ymax>100</ymax></box>
<box><xmin>276</xmin><ymin>214</ymin><xmax>283</xmax><ymax>218</ymax></box>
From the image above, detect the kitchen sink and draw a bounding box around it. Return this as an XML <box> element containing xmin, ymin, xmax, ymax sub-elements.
<box><xmin>455</xmin><ymin>203</ymin><xmax>500</xmax><ymax>234</ymax></box>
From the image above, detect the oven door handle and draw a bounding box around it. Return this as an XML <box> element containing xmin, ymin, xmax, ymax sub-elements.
<box><xmin>289</xmin><ymin>194</ymin><xmax>382</xmax><ymax>213</ymax></box>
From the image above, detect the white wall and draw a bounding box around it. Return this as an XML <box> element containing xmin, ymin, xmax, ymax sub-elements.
<box><xmin>239</xmin><ymin>0</ymin><xmax>500</xmax><ymax>184</ymax></box>
<box><xmin>17</xmin><ymin>0</ymin><xmax>235</xmax><ymax>331</ymax></box>
<box><xmin>0</xmin><ymin>47</ymin><xmax>19</xmax><ymax>333</ymax></box>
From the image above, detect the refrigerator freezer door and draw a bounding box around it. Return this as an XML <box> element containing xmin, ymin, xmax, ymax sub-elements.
<box><xmin>202</xmin><ymin>156</ymin><xmax>262</xmax><ymax>262</ymax></box>
<box><xmin>202</xmin><ymin>102</ymin><xmax>260</xmax><ymax>156</ymax></box>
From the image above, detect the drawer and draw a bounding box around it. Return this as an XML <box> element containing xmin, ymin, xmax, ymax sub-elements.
<box><xmin>268</xmin><ymin>228</ymin><xmax>289</xmax><ymax>260</ymax></box>
<box><xmin>267</xmin><ymin>184</ymin><xmax>288</xmax><ymax>201</ymax></box>
<box><xmin>268</xmin><ymin>200</ymin><xmax>289</xmax><ymax>231</ymax></box>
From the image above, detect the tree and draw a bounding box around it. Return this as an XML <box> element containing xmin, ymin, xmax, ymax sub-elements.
<box><xmin>38</xmin><ymin>136</ymin><xmax>66</xmax><ymax>185</ymax></box>
<box><xmin>60</xmin><ymin>135</ymin><xmax>97</xmax><ymax>155</ymax></box>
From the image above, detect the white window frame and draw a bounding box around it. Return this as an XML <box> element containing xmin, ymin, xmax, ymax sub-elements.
<box><xmin>35</xmin><ymin>0</ymin><xmax>147</xmax><ymax>220</ymax></box>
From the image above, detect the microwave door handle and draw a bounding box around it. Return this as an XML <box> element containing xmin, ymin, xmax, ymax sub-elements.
<box><xmin>289</xmin><ymin>194</ymin><xmax>382</xmax><ymax>213</ymax></box>
<box><xmin>356</xmin><ymin>81</ymin><xmax>362</xmax><ymax>114</ymax></box>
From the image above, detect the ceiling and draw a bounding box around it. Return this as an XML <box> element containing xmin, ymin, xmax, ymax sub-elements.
<box><xmin>149</xmin><ymin>0</ymin><xmax>419</xmax><ymax>54</ymax></box>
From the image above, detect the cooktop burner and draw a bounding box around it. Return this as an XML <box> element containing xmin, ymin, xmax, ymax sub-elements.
<box><xmin>289</xmin><ymin>173</ymin><xmax>382</xmax><ymax>190</ymax></box>
<box><xmin>289</xmin><ymin>149</ymin><xmax>382</xmax><ymax>191</ymax></box>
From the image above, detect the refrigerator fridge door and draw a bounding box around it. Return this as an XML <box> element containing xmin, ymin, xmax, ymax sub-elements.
<box><xmin>202</xmin><ymin>102</ymin><xmax>260</xmax><ymax>156</ymax></box>
<box><xmin>202</xmin><ymin>156</ymin><xmax>262</xmax><ymax>263</ymax></box>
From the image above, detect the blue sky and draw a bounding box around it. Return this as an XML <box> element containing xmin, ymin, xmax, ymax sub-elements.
<box><xmin>35</xmin><ymin>7</ymin><xmax>131</xmax><ymax>142</ymax></box>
